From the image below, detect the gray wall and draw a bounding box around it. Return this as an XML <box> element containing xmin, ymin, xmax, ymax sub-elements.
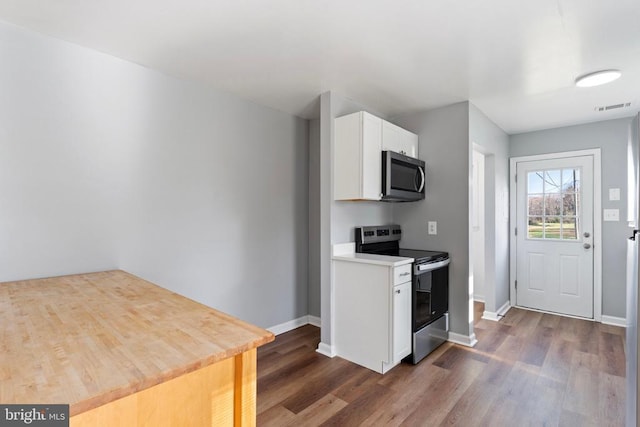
<box><xmin>317</xmin><ymin>91</ymin><xmax>393</xmax><ymax>347</ymax></box>
<box><xmin>393</xmin><ymin>102</ymin><xmax>473</xmax><ymax>338</ymax></box>
<box><xmin>510</xmin><ymin>117</ymin><xmax>634</xmax><ymax>318</ymax></box>
<box><xmin>309</xmin><ymin>118</ymin><xmax>321</xmax><ymax>318</ymax></box>
<box><xmin>0</xmin><ymin>22</ymin><xmax>121</xmax><ymax>280</ymax></box>
<box><xmin>0</xmin><ymin>21</ymin><xmax>309</xmax><ymax>329</ymax></box>
<box><xmin>469</xmin><ymin>104</ymin><xmax>510</xmax><ymax>314</ymax></box>
<box><xmin>329</xmin><ymin>93</ymin><xmax>393</xmax><ymax>244</ymax></box>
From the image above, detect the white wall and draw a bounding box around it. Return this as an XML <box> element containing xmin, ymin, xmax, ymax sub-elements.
<box><xmin>0</xmin><ymin>21</ymin><xmax>309</xmax><ymax>329</ymax></box>
<box><xmin>510</xmin><ymin>117</ymin><xmax>632</xmax><ymax>318</ymax></box>
<box><xmin>472</xmin><ymin>150</ymin><xmax>486</xmax><ymax>302</ymax></box>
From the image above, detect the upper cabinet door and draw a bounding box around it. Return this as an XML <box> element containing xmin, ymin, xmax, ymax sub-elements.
<box><xmin>382</xmin><ymin>121</ymin><xmax>418</xmax><ymax>158</ymax></box>
<box><xmin>334</xmin><ymin>111</ymin><xmax>383</xmax><ymax>201</ymax></box>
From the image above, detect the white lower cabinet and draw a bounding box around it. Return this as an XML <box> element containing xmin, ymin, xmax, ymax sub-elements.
<box><xmin>392</xmin><ymin>281</ymin><xmax>412</xmax><ymax>363</ymax></box>
<box><xmin>334</xmin><ymin>260</ymin><xmax>412</xmax><ymax>374</ymax></box>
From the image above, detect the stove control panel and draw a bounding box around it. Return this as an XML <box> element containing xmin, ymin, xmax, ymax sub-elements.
<box><xmin>356</xmin><ymin>224</ymin><xmax>402</xmax><ymax>245</ymax></box>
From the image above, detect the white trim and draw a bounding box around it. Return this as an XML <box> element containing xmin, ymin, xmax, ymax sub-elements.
<box><xmin>482</xmin><ymin>300</ymin><xmax>511</xmax><ymax>322</ymax></box>
<box><xmin>448</xmin><ymin>332</ymin><xmax>478</xmax><ymax>347</ymax></box>
<box><xmin>267</xmin><ymin>315</ymin><xmax>321</xmax><ymax>336</ymax></box>
<box><xmin>497</xmin><ymin>300</ymin><xmax>511</xmax><ymax>316</ymax></box>
<box><xmin>316</xmin><ymin>342</ymin><xmax>336</xmax><ymax>357</ymax></box>
<box><xmin>601</xmin><ymin>315</ymin><xmax>627</xmax><ymax>328</ymax></box>
<box><xmin>473</xmin><ymin>296</ymin><xmax>485</xmax><ymax>303</ymax></box>
<box><xmin>509</xmin><ymin>149</ymin><xmax>602</xmax><ymax>321</ymax></box>
<box><xmin>308</xmin><ymin>315</ymin><xmax>322</xmax><ymax>328</ymax></box>
<box><xmin>481</xmin><ymin>311</ymin><xmax>501</xmax><ymax>322</ymax></box>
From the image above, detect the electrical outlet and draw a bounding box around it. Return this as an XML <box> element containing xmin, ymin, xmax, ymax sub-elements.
<box><xmin>428</xmin><ymin>221</ymin><xmax>437</xmax><ymax>235</ymax></box>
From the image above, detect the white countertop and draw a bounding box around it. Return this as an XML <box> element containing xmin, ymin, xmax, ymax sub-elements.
<box><xmin>332</xmin><ymin>242</ymin><xmax>414</xmax><ymax>267</ymax></box>
<box><xmin>332</xmin><ymin>252</ymin><xmax>414</xmax><ymax>267</ymax></box>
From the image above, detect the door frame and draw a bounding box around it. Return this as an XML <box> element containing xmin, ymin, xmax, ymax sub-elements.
<box><xmin>509</xmin><ymin>149</ymin><xmax>602</xmax><ymax>321</ymax></box>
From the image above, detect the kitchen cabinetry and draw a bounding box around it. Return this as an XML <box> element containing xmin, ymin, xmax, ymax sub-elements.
<box><xmin>334</xmin><ymin>111</ymin><xmax>382</xmax><ymax>201</ymax></box>
<box><xmin>333</xmin><ymin>260</ymin><xmax>412</xmax><ymax>374</ymax></box>
<box><xmin>393</xmin><ymin>280</ymin><xmax>412</xmax><ymax>362</ymax></box>
<box><xmin>382</xmin><ymin>120</ymin><xmax>419</xmax><ymax>158</ymax></box>
<box><xmin>334</xmin><ymin>111</ymin><xmax>419</xmax><ymax>201</ymax></box>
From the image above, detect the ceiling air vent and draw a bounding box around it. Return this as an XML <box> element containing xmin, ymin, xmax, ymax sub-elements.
<box><xmin>594</xmin><ymin>102</ymin><xmax>631</xmax><ymax>112</ymax></box>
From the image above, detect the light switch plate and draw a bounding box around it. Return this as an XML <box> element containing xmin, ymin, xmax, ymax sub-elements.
<box><xmin>604</xmin><ymin>209</ymin><xmax>619</xmax><ymax>221</ymax></box>
<box><xmin>609</xmin><ymin>188</ymin><xmax>621</xmax><ymax>201</ymax></box>
<box><xmin>428</xmin><ymin>221</ymin><xmax>437</xmax><ymax>235</ymax></box>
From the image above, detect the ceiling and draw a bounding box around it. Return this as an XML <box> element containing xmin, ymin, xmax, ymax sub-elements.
<box><xmin>0</xmin><ymin>0</ymin><xmax>638</xmax><ymax>134</ymax></box>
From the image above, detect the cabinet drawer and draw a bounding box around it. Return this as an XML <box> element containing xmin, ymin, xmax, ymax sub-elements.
<box><xmin>393</xmin><ymin>264</ymin><xmax>412</xmax><ymax>285</ymax></box>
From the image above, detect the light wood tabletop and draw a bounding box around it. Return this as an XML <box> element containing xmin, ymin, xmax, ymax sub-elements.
<box><xmin>0</xmin><ymin>270</ymin><xmax>274</xmax><ymax>417</ymax></box>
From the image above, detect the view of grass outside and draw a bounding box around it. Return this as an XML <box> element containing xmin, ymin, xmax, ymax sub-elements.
<box><xmin>527</xmin><ymin>219</ymin><xmax>577</xmax><ymax>239</ymax></box>
<box><xmin>527</xmin><ymin>168</ymin><xmax>580</xmax><ymax>240</ymax></box>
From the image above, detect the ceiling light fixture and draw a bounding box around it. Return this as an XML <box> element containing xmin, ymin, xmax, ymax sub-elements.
<box><xmin>575</xmin><ymin>69</ymin><xmax>622</xmax><ymax>87</ymax></box>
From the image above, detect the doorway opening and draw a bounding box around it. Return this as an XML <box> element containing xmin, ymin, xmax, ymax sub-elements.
<box><xmin>472</xmin><ymin>149</ymin><xmax>486</xmax><ymax>322</ymax></box>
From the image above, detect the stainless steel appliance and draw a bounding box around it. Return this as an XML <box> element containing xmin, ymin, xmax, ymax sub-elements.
<box><xmin>355</xmin><ymin>224</ymin><xmax>450</xmax><ymax>364</ymax></box>
<box><xmin>381</xmin><ymin>151</ymin><xmax>426</xmax><ymax>202</ymax></box>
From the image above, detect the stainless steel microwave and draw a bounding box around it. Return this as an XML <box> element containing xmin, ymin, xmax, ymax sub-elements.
<box><xmin>381</xmin><ymin>151</ymin><xmax>425</xmax><ymax>202</ymax></box>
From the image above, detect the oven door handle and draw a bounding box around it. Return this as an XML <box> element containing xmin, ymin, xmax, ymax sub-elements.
<box><xmin>416</xmin><ymin>258</ymin><xmax>450</xmax><ymax>273</ymax></box>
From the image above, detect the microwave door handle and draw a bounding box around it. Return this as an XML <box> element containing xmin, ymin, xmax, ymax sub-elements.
<box><xmin>417</xmin><ymin>166</ymin><xmax>425</xmax><ymax>192</ymax></box>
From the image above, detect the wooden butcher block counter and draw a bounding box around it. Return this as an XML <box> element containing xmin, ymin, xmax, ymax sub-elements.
<box><xmin>0</xmin><ymin>270</ymin><xmax>274</xmax><ymax>426</ymax></box>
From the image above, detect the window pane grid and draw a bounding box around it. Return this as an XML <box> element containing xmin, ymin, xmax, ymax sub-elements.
<box><xmin>527</xmin><ymin>168</ymin><xmax>580</xmax><ymax>240</ymax></box>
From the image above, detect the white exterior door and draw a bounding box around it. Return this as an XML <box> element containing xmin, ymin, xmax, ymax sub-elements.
<box><xmin>515</xmin><ymin>155</ymin><xmax>594</xmax><ymax>318</ymax></box>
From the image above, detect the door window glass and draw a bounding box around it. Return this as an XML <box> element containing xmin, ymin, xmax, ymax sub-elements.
<box><xmin>527</xmin><ymin>168</ymin><xmax>580</xmax><ymax>240</ymax></box>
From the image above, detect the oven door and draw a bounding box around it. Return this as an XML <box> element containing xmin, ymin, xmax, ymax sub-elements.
<box><xmin>413</xmin><ymin>259</ymin><xmax>449</xmax><ymax>331</ymax></box>
<box><xmin>382</xmin><ymin>151</ymin><xmax>426</xmax><ymax>202</ymax></box>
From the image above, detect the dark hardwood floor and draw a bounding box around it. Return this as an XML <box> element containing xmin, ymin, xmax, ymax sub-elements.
<box><xmin>257</xmin><ymin>302</ymin><xmax>626</xmax><ymax>426</ymax></box>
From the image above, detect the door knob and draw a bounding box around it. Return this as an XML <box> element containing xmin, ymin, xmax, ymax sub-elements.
<box><xmin>583</xmin><ymin>232</ymin><xmax>590</xmax><ymax>238</ymax></box>
<box><xmin>583</xmin><ymin>243</ymin><xmax>591</xmax><ymax>249</ymax></box>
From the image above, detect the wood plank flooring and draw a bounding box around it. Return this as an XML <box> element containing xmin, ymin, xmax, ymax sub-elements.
<box><xmin>257</xmin><ymin>303</ymin><xmax>626</xmax><ymax>426</ymax></box>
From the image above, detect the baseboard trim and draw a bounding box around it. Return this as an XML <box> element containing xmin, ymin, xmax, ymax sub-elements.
<box><xmin>316</xmin><ymin>342</ymin><xmax>336</xmax><ymax>358</ymax></box>
<box><xmin>448</xmin><ymin>332</ymin><xmax>478</xmax><ymax>347</ymax></box>
<box><xmin>601</xmin><ymin>315</ymin><xmax>626</xmax><ymax>328</ymax></box>
<box><xmin>473</xmin><ymin>296</ymin><xmax>485</xmax><ymax>303</ymax></box>
<box><xmin>482</xmin><ymin>301</ymin><xmax>511</xmax><ymax>322</ymax></box>
<box><xmin>267</xmin><ymin>315</ymin><xmax>320</xmax><ymax>336</ymax></box>
<box><xmin>308</xmin><ymin>315</ymin><xmax>321</xmax><ymax>328</ymax></box>
<box><xmin>481</xmin><ymin>311</ymin><xmax>500</xmax><ymax>321</ymax></box>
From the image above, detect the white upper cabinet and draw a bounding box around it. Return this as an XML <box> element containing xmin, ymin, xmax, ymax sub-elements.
<box><xmin>334</xmin><ymin>111</ymin><xmax>383</xmax><ymax>201</ymax></box>
<box><xmin>334</xmin><ymin>111</ymin><xmax>419</xmax><ymax>201</ymax></box>
<box><xmin>382</xmin><ymin>120</ymin><xmax>419</xmax><ymax>158</ymax></box>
